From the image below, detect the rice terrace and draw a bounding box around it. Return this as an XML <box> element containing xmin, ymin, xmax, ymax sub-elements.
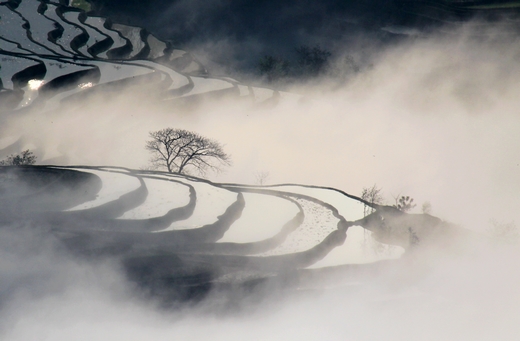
<box><xmin>1</xmin><ymin>0</ymin><xmax>520</xmax><ymax>340</ymax></box>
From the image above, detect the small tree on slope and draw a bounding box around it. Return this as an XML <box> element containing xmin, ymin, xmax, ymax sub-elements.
<box><xmin>0</xmin><ymin>150</ymin><xmax>37</xmax><ymax>166</ymax></box>
<box><xmin>145</xmin><ymin>128</ymin><xmax>231</xmax><ymax>177</ymax></box>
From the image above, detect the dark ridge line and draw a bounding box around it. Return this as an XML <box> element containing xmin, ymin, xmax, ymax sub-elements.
<box><xmin>154</xmin><ymin>51</ymin><xmax>193</xmax><ymax>72</ymax></box>
<box><xmin>8</xmin><ymin>166</ymin><xmax>362</xmax><ymax>287</ymax></box>
<box><xmin>42</xmin><ymin>8</ymin><xmax>75</xmax><ymax>58</ymax></box>
<box><xmin>214</xmin><ymin>184</ymin><xmax>357</xmax><ymax>266</ymax></box>
<box><xmin>58</xmin><ymin>71</ymin><xmax>163</xmax><ymax>102</ymax></box>
<box><xmin>2</xmin><ymin>1</ymin><xmax>285</xmax><ymax>110</ymax></box>
<box><xmin>56</xmin><ymin>192</ymin><xmax>246</xmax><ymax>257</ymax></box>
<box><xmin>133</xmin><ymin>171</ymin><xmax>311</xmax><ymax>253</ymax></box>
<box><xmin>218</xmin><ymin>189</ymin><xmax>350</xmax><ymax>266</ymax></box>
<box><xmin>11</xmin><ymin>62</ymin><xmax>47</xmax><ymax>89</ymax></box>
<box><xmin>120</xmin><ymin>184</ymin><xmax>351</xmax><ymax>270</ymax></box>
<box><xmin>86</xmin><ymin>36</ymin><xmax>113</xmax><ymax>57</ymax></box>
<box><xmin>0</xmin><ymin>166</ymin><xmax>87</xmax><ymax>202</ymax></box>
<box><xmin>77</xmin><ymin>12</ymin><xmax>115</xmax><ymax>58</ymax></box>
<box><xmin>103</xmin><ymin>18</ymin><xmax>133</xmax><ymax>59</ymax></box>
<box><xmin>38</xmin><ymin>66</ymin><xmax>101</xmax><ymax>98</ymax></box>
<box><xmin>49</xmin><ymin>167</ymin><xmax>330</xmax><ymax>253</ymax></box>
<box><xmin>79</xmin><ymin>13</ymin><xmax>111</xmax><ymax>39</ymax></box>
<box><xmin>0</xmin><ymin>52</ymin><xmax>45</xmax><ymax>88</ymax></box>
<box><xmin>4</xmin><ymin>0</ymin><xmax>20</xmax><ymax>11</ymax></box>
<box><xmin>53</xmin><ymin>167</ymin><xmax>364</xmax><ymax>214</ymax></box>
<box><xmin>56</xmin><ymin>6</ymin><xmax>119</xmax><ymax>61</ymax></box>
<box><xmin>109</xmin><ymin>23</ymin><xmax>148</xmax><ymax>60</ymax></box>
<box><xmin>170</xmin><ymin>86</ymin><xmax>240</xmax><ymax>104</ymax></box>
<box><xmin>146</xmin><ymin>34</ymin><xmax>168</xmax><ymax>60</ymax></box>
<box><xmin>132</xmin><ymin>28</ymin><xmax>151</xmax><ymax>60</ymax></box>
<box><xmin>65</xmin><ymin>167</ymin><xmax>358</xmax><ymax>221</ymax></box>
<box><xmin>123</xmin><ymin>61</ymin><xmax>175</xmax><ymax>90</ymax></box>
<box><xmin>36</xmin><ymin>0</ymin><xmax>67</xmax><ymax>41</ymax></box>
<box><xmin>223</xmin><ymin>182</ymin><xmax>376</xmax><ymax>209</ymax></box>
<box><xmin>220</xmin><ymin>185</ymin><xmax>351</xmax><ymax>230</ymax></box>
<box><xmin>78</xmin><ymin>168</ymin><xmax>218</xmax><ymax>217</ymax></box>
<box><xmin>1</xmin><ymin>49</ymin><xmax>111</xmax><ymax>67</ymax></box>
<box><xmin>127</xmin><ymin>218</ymin><xmax>347</xmax><ymax>275</ymax></box>
<box><xmin>149</xmin><ymin>38</ymin><xmax>207</xmax><ymax>75</ymax></box>
<box><xmin>50</xmin><ymin>168</ymin><xmax>351</xmax><ymax>259</ymax></box>
<box><xmin>36</xmin><ymin>0</ymin><xmax>46</xmax><ymax>14</ymax></box>
<box><xmin>49</xmin><ymin>184</ymin><xmax>196</xmax><ymax>232</ymax></box>
<box><xmin>87</xmin><ymin>194</ymin><xmax>304</xmax><ymax>257</ymax></box>
<box><xmin>69</xmin><ymin>31</ymin><xmax>90</xmax><ymax>56</ymax></box>
<box><xmin>0</xmin><ymin>37</ymin><xmax>35</xmax><ymax>55</ymax></box>
<box><xmin>48</xmin><ymin>167</ymin><xmax>199</xmax><ymax>231</ymax></box>
<box><xmin>0</xmin><ymin>53</ymin><xmax>110</xmax><ymax>104</ymax></box>
<box><xmin>54</xmin><ymin>56</ymin><xmax>178</xmax><ymax>89</ymax></box>
<box><xmin>0</xmin><ymin>166</ymin><xmax>103</xmax><ymax>218</ymax></box>
<box><xmin>51</xmin><ymin>176</ymin><xmax>148</xmax><ymax>219</ymax></box>
<box><xmin>151</xmin><ymin>40</ymin><xmax>206</xmax><ymax>75</ymax></box>
<box><xmin>191</xmin><ymin>197</ymin><xmax>305</xmax><ymax>256</ymax></box>
<box><xmin>10</xmin><ymin>3</ymin><xmax>63</xmax><ymax>56</ymax></box>
<box><xmin>164</xmin><ymin>80</ymin><xmax>195</xmax><ymax>98</ymax></box>
<box><xmin>146</xmin><ymin>192</ymin><xmax>245</xmax><ymax>241</ymax></box>
<box><xmin>55</xmin><ymin>6</ymin><xmax>93</xmax><ymax>57</ymax></box>
<box><xmin>7</xmin><ymin>0</ymin><xmax>172</xmax><ymax>69</ymax></box>
<box><xmin>75</xmin><ymin>191</ymin><xmax>245</xmax><ymax>250</ymax></box>
<box><xmin>134</xmin><ymin>167</ymin><xmax>223</xmax><ymax>184</ymax></box>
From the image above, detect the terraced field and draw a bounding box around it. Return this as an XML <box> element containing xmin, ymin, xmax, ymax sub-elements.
<box><xmin>3</xmin><ymin>162</ymin><xmax>471</xmax><ymax>303</ymax></box>
<box><xmin>0</xmin><ymin>165</ymin><xmax>376</xmax><ymax>301</ymax></box>
<box><xmin>0</xmin><ymin>0</ymin><xmax>287</xmax><ymax>112</ymax></box>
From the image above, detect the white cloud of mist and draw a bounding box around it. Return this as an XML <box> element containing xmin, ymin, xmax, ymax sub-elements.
<box><xmin>2</xmin><ymin>21</ymin><xmax>520</xmax><ymax>340</ymax></box>
<box><xmin>3</xmin><ymin>227</ymin><xmax>520</xmax><ymax>340</ymax></box>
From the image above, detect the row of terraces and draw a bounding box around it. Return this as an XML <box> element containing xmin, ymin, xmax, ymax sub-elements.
<box><xmin>0</xmin><ymin>0</ymin><xmax>289</xmax><ymax>112</ymax></box>
<box><xmin>0</xmin><ymin>165</ymin><xmax>384</xmax><ymax>301</ymax></box>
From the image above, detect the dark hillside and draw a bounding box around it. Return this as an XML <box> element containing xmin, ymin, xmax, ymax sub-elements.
<box><xmin>85</xmin><ymin>0</ymin><xmax>520</xmax><ymax>75</ymax></box>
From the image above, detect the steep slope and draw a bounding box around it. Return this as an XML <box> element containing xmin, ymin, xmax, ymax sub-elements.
<box><xmin>0</xmin><ymin>0</ymin><xmax>291</xmax><ymax>112</ymax></box>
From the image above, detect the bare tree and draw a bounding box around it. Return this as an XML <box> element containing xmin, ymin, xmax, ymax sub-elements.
<box><xmin>145</xmin><ymin>128</ymin><xmax>231</xmax><ymax>176</ymax></box>
<box><xmin>360</xmin><ymin>184</ymin><xmax>384</xmax><ymax>217</ymax></box>
<box><xmin>254</xmin><ymin>171</ymin><xmax>270</xmax><ymax>185</ymax></box>
<box><xmin>0</xmin><ymin>150</ymin><xmax>36</xmax><ymax>166</ymax></box>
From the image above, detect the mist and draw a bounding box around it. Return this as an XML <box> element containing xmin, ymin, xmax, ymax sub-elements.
<box><xmin>2</xmin><ymin>17</ymin><xmax>520</xmax><ymax>340</ymax></box>
<box><xmin>3</xmin><ymin>23</ymin><xmax>520</xmax><ymax>229</ymax></box>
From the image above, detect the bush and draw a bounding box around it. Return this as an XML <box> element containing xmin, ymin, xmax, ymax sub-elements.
<box><xmin>257</xmin><ymin>45</ymin><xmax>360</xmax><ymax>86</ymax></box>
<box><xmin>0</xmin><ymin>150</ymin><xmax>37</xmax><ymax>166</ymax></box>
<box><xmin>294</xmin><ymin>45</ymin><xmax>331</xmax><ymax>78</ymax></box>
<box><xmin>258</xmin><ymin>55</ymin><xmax>290</xmax><ymax>83</ymax></box>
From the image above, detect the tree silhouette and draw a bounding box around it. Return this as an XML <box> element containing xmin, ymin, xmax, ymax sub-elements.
<box><xmin>258</xmin><ymin>55</ymin><xmax>290</xmax><ymax>83</ymax></box>
<box><xmin>145</xmin><ymin>128</ymin><xmax>231</xmax><ymax>176</ymax></box>
<box><xmin>294</xmin><ymin>45</ymin><xmax>331</xmax><ymax>78</ymax></box>
<box><xmin>0</xmin><ymin>150</ymin><xmax>36</xmax><ymax>166</ymax></box>
<box><xmin>394</xmin><ymin>195</ymin><xmax>416</xmax><ymax>212</ymax></box>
